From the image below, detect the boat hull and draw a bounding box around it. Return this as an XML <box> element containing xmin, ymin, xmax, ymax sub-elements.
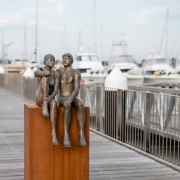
<box><xmin>81</xmin><ymin>73</ymin><xmax>106</xmax><ymax>85</ymax></box>
<box><xmin>125</xmin><ymin>74</ymin><xmax>144</xmax><ymax>85</ymax></box>
<box><xmin>143</xmin><ymin>75</ymin><xmax>180</xmax><ymax>84</ymax></box>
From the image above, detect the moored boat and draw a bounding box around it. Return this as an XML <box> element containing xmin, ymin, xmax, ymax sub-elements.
<box><xmin>73</xmin><ymin>53</ymin><xmax>106</xmax><ymax>84</ymax></box>
<box><xmin>108</xmin><ymin>55</ymin><xmax>143</xmax><ymax>85</ymax></box>
<box><xmin>142</xmin><ymin>55</ymin><xmax>180</xmax><ymax>83</ymax></box>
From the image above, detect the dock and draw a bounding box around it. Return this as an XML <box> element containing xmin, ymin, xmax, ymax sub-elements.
<box><xmin>0</xmin><ymin>88</ymin><xmax>180</xmax><ymax>180</ymax></box>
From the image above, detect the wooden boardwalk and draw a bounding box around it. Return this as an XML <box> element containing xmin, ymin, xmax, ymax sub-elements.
<box><xmin>0</xmin><ymin>88</ymin><xmax>180</xmax><ymax>180</ymax></box>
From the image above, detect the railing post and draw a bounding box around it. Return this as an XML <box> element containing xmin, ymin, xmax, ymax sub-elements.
<box><xmin>164</xmin><ymin>96</ymin><xmax>175</xmax><ymax>132</ymax></box>
<box><xmin>116</xmin><ymin>89</ymin><xmax>126</xmax><ymax>142</ymax></box>
<box><xmin>122</xmin><ymin>91</ymin><xmax>126</xmax><ymax>142</ymax></box>
<box><xmin>80</xmin><ymin>84</ymin><xmax>84</xmax><ymax>101</ymax></box>
<box><xmin>116</xmin><ymin>89</ymin><xmax>121</xmax><ymax>140</ymax></box>
<box><xmin>0</xmin><ymin>74</ymin><xmax>1</xmax><ymax>88</ymax></box>
<box><xmin>3</xmin><ymin>74</ymin><xmax>4</xmax><ymax>88</ymax></box>
<box><xmin>96</xmin><ymin>86</ymin><xmax>101</xmax><ymax>131</ymax></box>
<box><xmin>145</xmin><ymin>93</ymin><xmax>151</xmax><ymax>153</ymax></box>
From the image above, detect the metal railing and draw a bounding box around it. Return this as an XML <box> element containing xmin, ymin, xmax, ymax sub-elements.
<box><xmin>1</xmin><ymin>73</ymin><xmax>180</xmax><ymax>169</ymax></box>
<box><xmin>80</xmin><ymin>84</ymin><xmax>180</xmax><ymax>169</ymax></box>
<box><xmin>0</xmin><ymin>73</ymin><xmax>36</xmax><ymax>102</ymax></box>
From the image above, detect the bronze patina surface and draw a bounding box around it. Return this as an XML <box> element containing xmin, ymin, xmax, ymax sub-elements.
<box><xmin>34</xmin><ymin>54</ymin><xmax>59</xmax><ymax>146</ymax></box>
<box><xmin>57</xmin><ymin>53</ymin><xmax>87</xmax><ymax>147</ymax></box>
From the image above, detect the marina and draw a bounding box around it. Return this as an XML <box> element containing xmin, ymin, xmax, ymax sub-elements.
<box><xmin>1</xmin><ymin>0</ymin><xmax>180</xmax><ymax>179</ymax></box>
<box><xmin>1</xmin><ymin>73</ymin><xmax>180</xmax><ymax>178</ymax></box>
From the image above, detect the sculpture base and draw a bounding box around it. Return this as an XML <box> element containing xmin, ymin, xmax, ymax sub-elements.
<box><xmin>24</xmin><ymin>104</ymin><xmax>89</xmax><ymax>180</ymax></box>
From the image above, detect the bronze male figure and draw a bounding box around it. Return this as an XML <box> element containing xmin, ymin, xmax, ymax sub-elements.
<box><xmin>56</xmin><ymin>53</ymin><xmax>87</xmax><ymax>147</ymax></box>
<box><xmin>35</xmin><ymin>54</ymin><xmax>59</xmax><ymax>146</ymax></box>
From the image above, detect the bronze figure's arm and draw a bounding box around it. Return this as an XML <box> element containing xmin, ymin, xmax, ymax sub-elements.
<box><xmin>34</xmin><ymin>67</ymin><xmax>50</xmax><ymax>77</ymax></box>
<box><xmin>44</xmin><ymin>71</ymin><xmax>60</xmax><ymax>103</ymax></box>
<box><xmin>65</xmin><ymin>71</ymin><xmax>81</xmax><ymax>107</ymax></box>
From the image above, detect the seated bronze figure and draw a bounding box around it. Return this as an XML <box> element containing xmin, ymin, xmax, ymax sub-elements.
<box><xmin>34</xmin><ymin>54</ymin><xmax>59</xmax><ymax>146</ymax></box>
<box><xmin>56</xmin><ymin>53</ymin><xmax>87</xmax><ymax>147</ymax></box>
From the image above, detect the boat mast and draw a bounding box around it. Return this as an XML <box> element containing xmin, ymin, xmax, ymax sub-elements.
<box><xmin>159</xmin><ymin>8</ymin><xmax>169</xmax><ymax>58</ymax></box>
<box><xmin>121</xmin><ymin>33</ymin><xmax>127</xmax><ymax>54</ymax></box>
<box><xmin>64</xmin><ymin>22</ymin><xmax>66</xmax><ymax>53</ymax></box>
<box><xmin>78</xmin><ymin>29</ymin><xmax>83</xmax><ymax>52</ymax></box>
<box><xmin>24</xmin><ymin>19</ymin><xmax>27</xmax><ymax>61</ymax></box>
<box><xmin>93</xmin><ymin>0</ymin><xmax>97</xmax><ymax>53</ymax></box>
<box><xmin>1</xmin><ymin>27</ymin><xmax>3</xmax><ymax>64</ymax></box>
<box><xmin>165</xmin><ymin>8</ymin><xmax>169</xmax><ymax>59</ymax></box>
<box><xmin>100</xmin><ymin>23</ymin><xmax>103</xmax><ymax>59</ymax></box>
<box><xmin>34</xmin><ymin>0</ymin><xmax>38</xmax><ymax>62</ymax></box>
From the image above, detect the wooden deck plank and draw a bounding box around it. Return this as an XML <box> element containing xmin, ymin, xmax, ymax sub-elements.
<box><xmin>0</xmin><ymin>88</ymin><xmax>180</xmax><ymax>180</ymax></box>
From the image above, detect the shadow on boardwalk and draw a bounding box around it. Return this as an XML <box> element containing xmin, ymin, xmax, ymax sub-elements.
<box><xmin>0</xmin><ymin>88</ymin><xmax>180</xmax><ymax>180</ymax></box>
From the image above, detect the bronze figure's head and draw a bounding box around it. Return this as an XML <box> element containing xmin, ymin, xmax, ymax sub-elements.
<box><xmin>62</xmin><ymin>53</ymin><xmax>73</xmax><ymax>67</ymax></box>
<box><xmin>43</xmin><ymin>54</ymin><xmax>55</xmax><ymax>68</ymax></box>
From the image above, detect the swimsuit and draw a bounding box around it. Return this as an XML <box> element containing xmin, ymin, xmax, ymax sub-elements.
<box><xmin>48</xmin><ymin>71</ymin><xmax>55</xmax><ymax>95</ymax></box>
<box><xmin>59</xmin><ymin>96</ymin><xmax>70</xmax><ymax>101</ymax></box>
<box><xmin>37</xmin><ymin>70</ymin><xmax>55</xmax><ymax>96</ymax></box>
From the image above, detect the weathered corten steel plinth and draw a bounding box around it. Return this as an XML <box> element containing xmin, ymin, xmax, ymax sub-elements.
<box><xmin>24</xmin><ymin>104</ymin><xmax>89</xmax><ymax>180</ymax></box>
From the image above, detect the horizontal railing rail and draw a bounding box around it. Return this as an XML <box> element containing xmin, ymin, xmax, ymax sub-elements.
<box><xmin>129</xmin><ymin>84</ymin><xmax>180</xmax><ymax>95</ymax></box>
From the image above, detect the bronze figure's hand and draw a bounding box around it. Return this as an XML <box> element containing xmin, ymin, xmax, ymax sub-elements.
<box><xmin>44</xmin><ymin>96</ymin><xmax>52</xmax><ymax>103</ymax></box>
<box><xmin>64</xmin><ymin>98</ymin><xmax>72</xmax><ymax>109</ymax></box>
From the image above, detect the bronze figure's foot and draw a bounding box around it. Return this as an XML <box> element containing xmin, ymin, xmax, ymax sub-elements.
<box><xmin>63</xmin><ymin>134</ymin><xmax>71</xmax><ymax>147</ymax></box>
<box><xmin>52</xmin><ymin>137</ymin><xmax>59</xmax><ymax>146</ymax></box>
<box><xmin>79</xmin><ymin>133</ymin><xmax>87</xmax><ymax>146</ymax></box>
<box><xmin>52</xmin><ymin>130</ymin><xmax>59</xmax><ymax>146</ymax></box>
<box><xmin>42</xmin><ymin>101</ymin><xmax>49</xmax><ymax>117</ymax></box>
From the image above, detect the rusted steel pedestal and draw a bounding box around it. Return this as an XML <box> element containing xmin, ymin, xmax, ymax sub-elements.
<box><xmin>24</xmin><ymin>104</ymin><xmax>89</xmax><ymax>180</ymax></box>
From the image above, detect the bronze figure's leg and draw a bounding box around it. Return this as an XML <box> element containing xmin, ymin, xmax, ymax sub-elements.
<box><xmin>73</xmin><ymin>98</ymin><xmax>87</xmax><ymax>146</ymax></box>
<box><xmin>41</xmin><ymin>77</ymin><xmax>50</xmax><ymax>117</ymax></box>
<box><xmin>59</xmin><ymin>98</ymin><xmax>72</xmax><ymax>147</ymax></box>
<box><xmin>49</xmin><ymin>100</ymin><xmax>59</xmax><ymax>146</ymax></box>
<box><xmin>63</xmin><ymin>108</ymin><xmax>72</xmax><ymax>147</ymax></box>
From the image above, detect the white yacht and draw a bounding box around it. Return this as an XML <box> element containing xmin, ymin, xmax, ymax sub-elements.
<box><xmin>107</xmin><ymin>55</ymin><xmax>143</xmax><ymax>85</ymax></box>
<box><xmin>107</xmin><ymin>38</ymin><xmax>143</xmax><ymax>85</ymax></box>
<box><xmin>175</xmin><ymin>58</ymin><xmax>180</xmax><ymax>74</ymax></box>
<box><xmin>73</xmin><ymin>53</ymin><xmax>106</xmax><ymax>84</ymax></box>
<box><xmin>142</xmin><ymin>55</ymin><xmax>180</xmax><ymax>84</ymax></box>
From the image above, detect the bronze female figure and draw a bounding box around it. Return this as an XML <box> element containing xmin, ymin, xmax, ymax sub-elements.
<box><xmin>35</xmin><ymin>54</ymin><xmax>59</xmax><ymax>146</ymax></box>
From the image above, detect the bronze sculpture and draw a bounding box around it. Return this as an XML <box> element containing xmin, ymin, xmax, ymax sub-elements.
<box><xmin>35</xmin><ymin>54</ymin><xmax>59</xmax><ymax>146</ymax></box>
<box><xmin>56</xmin><ymin>53</ymin><xmax>87</xmax><ymax>147</ymax></box>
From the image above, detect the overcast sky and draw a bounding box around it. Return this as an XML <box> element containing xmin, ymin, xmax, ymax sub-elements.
<box><xmin>1</xmin><ymin>0</ymin><xmax>180</xmax><ymax>62</ymax></box>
